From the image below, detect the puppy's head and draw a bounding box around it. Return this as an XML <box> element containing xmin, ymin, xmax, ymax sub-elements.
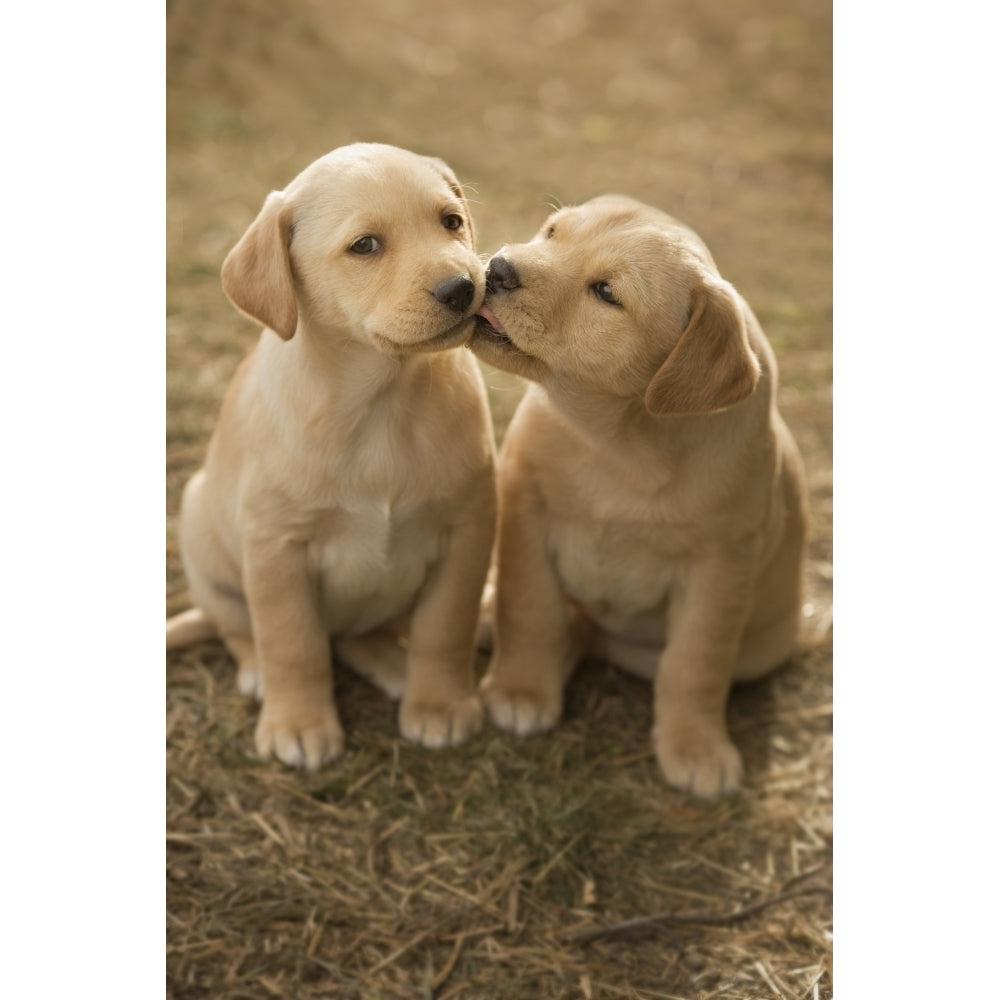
<box><xmin>221</xmin><ymin>143</ymin><xmax>485</xmax><ymax>354</ymax></box>
<box><xmin>470</xmin><ymin>195</ymin><xmax>760</xmax><ymax>415</ymax></box>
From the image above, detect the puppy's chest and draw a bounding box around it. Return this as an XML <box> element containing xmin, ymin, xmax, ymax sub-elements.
<box><xmin>540</xmin><ymin>459</ymin><xmax>695</xmax><ymax>619</ymax></box>
<box><xmin>308</xmin><ymin>494</ymin><xmax>445</xmax><ymax>634</ymax></box>
<box><xmin>549</xmin><ymin>510</ymin><xmax>679</xmax><ymax>620</ymax></box>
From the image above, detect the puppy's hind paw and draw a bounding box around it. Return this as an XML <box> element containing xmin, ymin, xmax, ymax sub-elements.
<box><xmin>236</xmin><ymin>661</ymin><xmax>265</xmax><ymax>700</ymax></box>
<box><xmin>223</xmin><ymin>636</ymin><xmax>264</xmax><ymax>700</ymax></box>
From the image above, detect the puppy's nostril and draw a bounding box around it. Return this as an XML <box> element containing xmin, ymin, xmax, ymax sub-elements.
<box><xmin>433</xmin><ymin>274</ymin><xmax>476</xmax><ymax>314</ymax></box>
<box><xmin>486</xmin><ymin>256</ymin><xmax>521</xmax><ymax>293</ymax></box>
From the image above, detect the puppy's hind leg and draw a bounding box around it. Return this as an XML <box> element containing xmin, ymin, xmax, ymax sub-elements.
<box><xmin>732</xmin><ymin>610</ymin><xmax>800</xmax><ymax>684</ymax></box>
<box><xmin>335</xmin><ymin>630</ymin><xmax>408</xmax><ymax>701</ymax></box>
<box><xmin>182</xmin><ymin>594</ymin><xmax>261</xmax><ymax>699</ymax></box>
<box><xmin>591</xmin><ymin>631</ymin><xmax>660</xmax><ymax>682</ymax></box>
<box><xmin>165</xmin><ymin>606</ymin><xmax>262</xmax><ymax>698</ymax></box>
<box><xmin>475</xmin><ymin>566</ymin><xmax>497</xmax><ymax>652</ymax></box>
<box><xmin>175</xmin><ymin>470</ymin><xmax>264</xmax><ymax>696</ymax></box>
<box><xmin>165</xmin><ymin>607</ymin><xmax>261</xmax><ymax>698</ymax></box>
<box><xmin>220</xmin><ymin>634</ymin><xmax>263</xmax><ymax>700</ymax></box>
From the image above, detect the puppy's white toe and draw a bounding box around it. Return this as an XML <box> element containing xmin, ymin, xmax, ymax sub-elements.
<box><xmin>254</xmin><ymin>701</ymin><xmax>344</xmax><ymax>770</ymax></box>
<box><xmin>654</xmin><ymin>724</ymin><xmax>744</xmax><ymax>798</ymax></box>
<box><xmin>399</xmin><ymin>694</ymin><xmax>483</xmax><ymax>748</ymax></box>
<box><xmin>237</xmin><ymin>662</ymin><xmax>264</xmax><ymax>700</ymax></box>
<box><xmin>482</xmin><ymin>685</ymin><xmax>561</xmax><ymax>736</ymax></box>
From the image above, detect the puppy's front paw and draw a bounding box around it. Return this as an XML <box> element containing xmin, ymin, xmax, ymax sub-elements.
<box><xmin>480</xmin><ymin>673</ymin><xmax>563</xmax><ymax>736</ymax></box>
<box><xmin>255</xmin><ymin>697</ymin><xmax>344</xmax><ymax>770</ymax></box>
<box><xmin>653</xmin><ymin>719</ymin><xmax>743</xmax><ymax>798</ymax></box>
<box><xmin>399</xmin><ymin>693</ymin><xmax>484</xmax><ymax>748</ymax></box>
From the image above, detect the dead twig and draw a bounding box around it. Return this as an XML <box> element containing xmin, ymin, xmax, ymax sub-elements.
<box><xmin>561</xmin><ymin>885</ymin><xmax>831</xmax><ymax>945</ymax></box>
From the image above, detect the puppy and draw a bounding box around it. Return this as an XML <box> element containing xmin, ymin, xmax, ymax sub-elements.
<box><xmin>166</xmin><ymin>143</ymin><xmax>496</xmax><ymax>770</ymax></box>
<box><xmin>469</xmin><ymin>195</ymin><xmax>807</xmax><ymax>798</ymax></box>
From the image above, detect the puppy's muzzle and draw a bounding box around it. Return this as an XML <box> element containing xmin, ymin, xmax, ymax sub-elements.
<box><xmin>434</xmin><ymin>274</ymin><xmax>477</xmax><ymax>314</ymax></box>
<box><xmin>485</xmin><ymin>256</ymin><xmax>522</xmax><ymax>294</ymax></box>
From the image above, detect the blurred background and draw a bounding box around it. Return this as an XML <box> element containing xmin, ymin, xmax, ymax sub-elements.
<box><xmin>167</xmin><ymin>0</ymin><xmax>831</xmax><ymax>483</ymax></box>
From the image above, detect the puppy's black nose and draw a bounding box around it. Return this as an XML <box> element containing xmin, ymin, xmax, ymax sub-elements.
<box><xmin>486</xmin><ymin>256</ymin><xmax>521</xmax><ymax>293</ymax></box>
<box><xmin>433</xmin><ymin>274</ymin><xmax>476</xmax><ymax>313</ymax></box>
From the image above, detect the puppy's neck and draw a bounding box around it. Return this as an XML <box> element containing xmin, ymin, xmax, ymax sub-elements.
<box><xmin>547</xmin><ymin>384</ymin><xmax>653</xmax><ymax>440</ymax></box>
<box><xmin>257</xmin><ymin>321</ymin><xmax>427</xmax><ymax>429</ymax></box>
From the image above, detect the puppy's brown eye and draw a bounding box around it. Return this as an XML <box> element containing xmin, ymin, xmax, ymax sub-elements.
<box><xmin>592</xmin><ymin>281</ymin><xmax>621</xmax><ymax>306</ymax></box>
<box><xmin>545</xmin><ymin>226</ymin><xmax>555</xmax><ymax>239</ymax></box>
<box><xmin>349</xmin><ymin>236</ymin><xmax>381</xmax><ymax>255</ymax></box>
<box><xmin>442</xmin><ymin>214</ymin><xmax>464</xmax><ymax>231</ymax></box>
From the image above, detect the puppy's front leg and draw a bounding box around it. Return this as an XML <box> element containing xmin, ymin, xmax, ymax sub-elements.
<box><xmin>243</xmin><ymin>537</ymin><xmax>344</xmax><ymax>769</ymax></box>
<box><xmin>480</xmin><ymin>487</ymin><xmax>580</xmax><ymax>735</ymax></box>
<box><xmin>399</xmin><ymin>507</ymin><xmax>494</xmax><ymax>748</ymax></box>
<box><xmin>654</xmin><ymin>552</ymin><xmax>756</xmax><ymax>797</ymax></box>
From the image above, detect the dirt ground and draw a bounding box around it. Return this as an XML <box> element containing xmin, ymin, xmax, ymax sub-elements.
<box><xmin>166</xmin><ymin>1</ymin><xmax>832</xmax><ymax>997</ymax></box>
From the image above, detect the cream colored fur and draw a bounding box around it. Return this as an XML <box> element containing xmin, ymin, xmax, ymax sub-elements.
<box><xmin>166</xmin><ymin>143</ymin><xmax>496</xmax><ymax>770</ymax></box>
<box><xmin>470</xmin><ymin>194</ymin><xmax>806</xmax><ymax>798</ymax></box>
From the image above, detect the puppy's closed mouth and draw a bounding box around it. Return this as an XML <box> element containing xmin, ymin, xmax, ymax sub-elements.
<box><xmin>375</xmin><ymin>316</ymin><xmax>476</xmax><ymax>355</ymax></box>
<box><xmin>426</xmin><ymin>315</ymin><xmax>477</xmax><ymax>349</ymax></box>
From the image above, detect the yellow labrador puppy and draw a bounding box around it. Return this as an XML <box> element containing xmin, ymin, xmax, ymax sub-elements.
<box><xmin>166</xmin><ymin>143</ymin><xmax>496</xmax><ymax>770</ymax></box>
<box><xmin>470</xmin><ymin>195</ymin><xmax>806</xmax><ymax>798</ymax></box>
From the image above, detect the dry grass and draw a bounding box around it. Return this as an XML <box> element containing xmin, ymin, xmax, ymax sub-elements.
<box><xmin>167</xmin><ymin>1</ymin><xmax>832</xmax><ymax>996</ymax></box>
<box><xmin>168</xmin><ymin>647</ymin><xmax>831</xmax><ymax>999</ymax></box>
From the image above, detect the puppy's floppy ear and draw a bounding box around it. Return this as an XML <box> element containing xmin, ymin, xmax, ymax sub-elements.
<box><xmin>644</xmin><ymin>278</ymin><xmax>761</xmax><ymax>416</ymax></box>
<box><xmin>221</xmin><ymin>191</ymin><xmax>298</xmax><ymax>340</ymax></box>
<box><xmin>427</xmin><ymin>157</ymin><xmax>477</xmax><ymax>246</ymax></box>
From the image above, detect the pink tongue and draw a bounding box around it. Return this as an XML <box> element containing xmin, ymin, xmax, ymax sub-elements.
<box><xmin>476</xmin><ymin>304</ymin><xmax>507</xmax><ymax>335</ymax></box>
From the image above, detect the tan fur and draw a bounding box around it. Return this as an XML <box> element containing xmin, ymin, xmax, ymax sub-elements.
<box><xmin>167</xmin><ymin>143</ymin><xmax>496</xmax><ymax>770</ymax></box>
<box><xmin>470</xmin><ymin>194</ymin><xmax>806</xmax><ymax>798</ymax></box>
